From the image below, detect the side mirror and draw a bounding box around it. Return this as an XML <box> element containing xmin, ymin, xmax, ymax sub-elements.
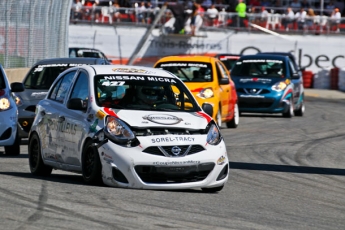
<box><xmin>67</xmin><ymin>98</ymin><xmax>87</xmax><ymax>111</ymax></box>
<box><xmin>292</xmin><ymin>73</ymin><xmax>300</xmax><ymax>79</ymax></box>
<box><xmin>11</xmin><ymin>82</ymin><xmax>24</xmax><ymax>92</ymax></box>
<box><xmin>202</xmin><ymin>103</ymin><xmax>213</xmax><ymax>118</ymax></box>
<box><xmin>219</xmin><ymin>78</ymin><xmax>230</xmax><ymax>85</ymax></box>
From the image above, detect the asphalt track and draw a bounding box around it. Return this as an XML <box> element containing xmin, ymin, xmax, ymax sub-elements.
<box><xmin>1</xmin><ymin>89</ymin><xmax>345</xmax><ymax>230</ymax></box>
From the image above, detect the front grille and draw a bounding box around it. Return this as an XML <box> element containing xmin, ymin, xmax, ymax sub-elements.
<box><xmin>143</xmin><ymin>145</ymin><xmax>205</xmax><ymax>157</ymax></box>
<box><xmin>237</xmin><ymin>88</ymin><xmax>270</xmax><ymax>95</ymax></box>
<box><xmin>135</xmin><ymin>163</ymin><xmax>215</xmax><ymax>183</ymax></box>
<box><xmin>18</xmin><ymin>118</ymin><xmax>34</xmax><ymax>132</ymax></box>
<box><xmin>132</xmin><ymin>127</ymin><xmax>205</xmax><ymax>136</ymax></box>
<box><xmin>0</xmin><ymin>127</ymin><xmax>12</xmax><ymax>140</ymax></box>
<box><xmin>239</xmin><ymin>98</ymin><xmax>275</xmax><ymax>108</ymax></box>
<box><xmin>25</xmin><ymin>105</ymin><xmax>36</xmax><ymax>112</ymax></box>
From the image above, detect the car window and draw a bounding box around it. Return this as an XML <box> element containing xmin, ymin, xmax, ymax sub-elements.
<box><xmin>48</xmin><ymin>71</ymin><xmax>76</xmax><ymax>103</ymax></box>
<box><xmin>231</xmin><ymin>59</ymin><xmax>285</xmax><ymax>78</ymax></box>
<box><xmin>288</xmin><ymin>59</ymin><xmax>297</xmax><ymax>75</ymax></box>
<box><xmin>0</xmin><ymin>69</ymin><xmax>5</xmax><ymax>89</ymax></box>
<box><xmin>24</xmin><ymin>64</ymin><xmax>72</xmax><ymax>90</ymax></box>
<box><xmin>216</xmin><ymin>62</ymin><xmax>229</xmax><ymax>79</ymax></box>
<box><xmin>156</xmin><ymin>62</ymin><xmax>213</xmax><ymax>82</ymax></box>
<box><xmin>70</xmin><ymin>71</ymin><xmax>89</xmax><ymax>101</ymax></box>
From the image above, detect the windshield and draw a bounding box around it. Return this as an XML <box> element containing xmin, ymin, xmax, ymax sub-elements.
<box><xmin>219</xmin><ymin>59</ymin><xmax>239</xmax><ymax>71</ymax></box>
<box><xmin>156</xmin><ymin>62</ymin><xmax>213</xmax><ymax>82</ymax></box>
<box><xmin>69</xmin><ymin>49</ymin><xmax>106</xmax><ymax>59</ymax></box>
<box><xmin>95</xmin><ymin>75</ymin><xmax>200</xmax><ymax>112</ymax></box>
<box><xmin>24</xmin><ymin>64</ymin><xmax>72</xmax><ymax>90</ymax></box>
<box><xmin>231</xmin><ymin>59</ymin><xmax>286</xmax><ymax>78</ymax></box>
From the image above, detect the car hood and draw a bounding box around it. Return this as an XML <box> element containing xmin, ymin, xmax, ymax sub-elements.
<box><xmin>16</xmin><ymin>89</ymin><xmax>48</xmax><ymax>101</ymax></box>
<box><xmin>232</xmin><ymin>76</ymin><xmax>285</xmax><ymax>88</ymax></box>
<box><xmin>110</xmin><ymin>109</ymin><xmax>211</xmax><ymax>130</ymax></box>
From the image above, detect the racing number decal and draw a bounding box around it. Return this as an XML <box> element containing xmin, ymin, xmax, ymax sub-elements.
<box><xmin>102</xmin><ymin>81</ymin><xmax>125</xmax><ymax>86</ymax></box>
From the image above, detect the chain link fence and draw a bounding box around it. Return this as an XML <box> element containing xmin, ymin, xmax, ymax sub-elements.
<box><xmin>0</xmin><ymin>0</ymin><xmax>71</xmax><ymax>69</ymax></box>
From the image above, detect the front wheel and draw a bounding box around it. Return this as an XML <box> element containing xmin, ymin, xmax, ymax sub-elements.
<box><xmin>28</xmin><ymin>133</ymin><xmax>52</xmax><ymax>176</ymax></box>
<box><xmin>5</xmin><ymin>132</ymin><xmax>21</xmax><ymax>156</ymax></box>
<box><xmin>82</xmin><ymin>140</ymin><xmax>103</xmax><ymax>185</ymax></box>
<box><xmin>201</xmin><ymin>185</ymin><xmax>224</xmax><ymax>193</ymax></box>
<box><xmin>226</xmin><ymin>103</ymin><xmax>239</xmax><ymax>128</ymax></box>
<box><xmin>282</xmin><ymin>98</ymin><xmax>294</xmax><ymax>118</ymax></box>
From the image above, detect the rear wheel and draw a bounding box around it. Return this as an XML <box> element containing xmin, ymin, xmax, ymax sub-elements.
<box><xmin>82</xmin><ymin>140</ymin><xmax>103</xmax><ymax>185</ymax></box>
<box><xmin>28</xmin><ymin>133</ymin><xmax>52</xmax><ymax>176</ymax></box>
<box><xmin>294</xmin><ymin>101</ymin><xmax>305</xmax><ymax>116</ymax></box>
<box><xmin>226</xmin><ymin>103</ymin><xmax>239</xmax><ymax>128</ymax></box>
<box><xmin>5</xmin><ymin>132</ymin><xmax>21</xmax><ymax>156</ymax></box>
<box><xmin>216</xmin><ymin>109</ymin><xmax>222</xmax><ymax>127</ymax></box>
<box><xmin>201</xmin><ymin>185</ymin><xmax>224</xmax><ymax>193</ymax></box>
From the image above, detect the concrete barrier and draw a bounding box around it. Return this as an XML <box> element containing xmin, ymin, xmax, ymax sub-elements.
<box><xmin>5</xmin><ymin>68</ymin><xmax>30</xmax><ymax>83</ymax></box>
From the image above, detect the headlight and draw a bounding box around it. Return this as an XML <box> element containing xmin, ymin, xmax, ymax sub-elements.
<box><xmin>13</xmin><ymin>93</ymin><xmax>23</xmax><ymax>107</ymax></box>
<box><xmin>206</xmin><ymin>124</ymin><xmax>222</xmax><ymax>145</ymax></box>
<box><xmin>0</xmin><ymin>98</ymin><xmax>11</xmax><ymax>111</ymax></box>
<box><xmin>271</xmin><ymin>81</ymin><xmax>287</xmax><ymax>92</ymax></box>
<box><xmin>104</xmin><ymin>116</ymin><xmax>136</xmax><ymax>145</ymax></box>
<box><xmin>197</xmin><ymin>88</ymin><xmax>214</xmax><ymax>99</ymax></box>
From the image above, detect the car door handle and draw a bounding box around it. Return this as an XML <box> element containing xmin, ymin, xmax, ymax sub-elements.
<box><xmin>58</xmin><ymin>116</ymin><xmax>65</xmax><ymax>122</ymax></box>
<box><xmin>40</xmin><ymin>110</ymin><xmax>46</xmax><ymax>116</ymax></box>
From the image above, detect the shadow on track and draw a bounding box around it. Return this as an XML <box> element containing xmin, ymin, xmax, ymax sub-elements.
<box><xmin>0</xmin><ymin>153</ymin><xmax>28</xmax><ymax>159</ymax></box>
<box><xmin>230</xmin><ymin>161</ymin><xmax>345</xmax><ymax>176</ymax></box>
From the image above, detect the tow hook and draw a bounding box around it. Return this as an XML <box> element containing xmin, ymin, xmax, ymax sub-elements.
<box><xmin>92</xmin><ymin>129</ymin><xmax>108</xmax><ymax>149</ymax></box>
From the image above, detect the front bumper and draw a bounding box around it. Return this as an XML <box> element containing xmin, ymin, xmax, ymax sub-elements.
<box><xmin>98</xmin><ymin>135</ymin><xmax>229</xmax><ymax>190</ymax></box>
<box><xmin>0</xmin><ymin>107</ymin><xmax>18</xmax><ymax>146</ymax></box>
<box><xmin>238</xmin><ymin>91</ymin><xmax>289</xmax><ymax>113</ymax></box>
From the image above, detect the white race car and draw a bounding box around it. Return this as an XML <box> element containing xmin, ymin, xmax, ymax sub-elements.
<box><xmin>29</xmin><ymin>65</ymin><xmax>229</xmax><ymax>192</ymax></box>
<box><xmin>0</xmin><ymin>65</ymin><xmax>24</xmax><ymax>155</ymax></box>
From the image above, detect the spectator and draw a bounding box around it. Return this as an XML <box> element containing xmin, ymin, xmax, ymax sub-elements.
<box><xmin>71</xmin><ymin>0</ymin><xmax>83</xmax><ymax>20</ymax></box>
<box><xmin>260</xmin><ymin>0</ymin><xmax>271</xmax><ymax>7</ymax></box>
<box><xmin>282</xmin><ymin>7</ymin><xmax>295</xmax><ymax>31</ymax></box>
<box><xmin>295</xmin><ymin>7</ymin><xmax>306</xmax><ymax>30</ymax></box>
<box><xmin>326</xmin><ymin>1</ymin><xmax>336</xmax><ymax>15</ymax></box>
<box><xmin>165</xmin><ymin>0</ymin><xmax>187</xmax><ymax>34</ymax></box>
<box><xmin>235</xmin><ymin>0</ymin><xmax>247</xmax><ymax>27</ymax></box>
<box><xmin>248</xmin><ymin>0</ymin><xmax>260</xmax><ymax>8</ymax></box>
<box><xmin>334</xmin><ymin>0</ymin><xmax>344</xmax><ymax>14</ymax></box>
<box><xmin>110</xmin><ymin>0</ymin><xmax>121</xmax><ymax>22</ymax></box>
<box><xmin>330</xmin><ymin>7</ymin><xmax>341</xmax><ymax>32</ymax></box>
<box><xmin>207</xmin><ymin>4</ymin><xmax>219</xmax><ymax>26</ymax></box>
<box><xmin>92</xmin><ymin>0</ymin><xmax>101</xmax><ymax>23</ymax></box>
<box><xmin>191</xmin><ymin>1</ymin><xmax>201</xmax><ymax>35</ymax></box>
<box><xmin>136</xmin><ymin>2</ymin><xmax>147</xmax><ymax>24</ymax></box>
<box><xmin>290</xmin><ymin>0</ymin><xmax>301</xmax><ymax>9</ymax></box>
<box><xmin>305</xmin><ymin>8</ymin><xmax>316</xmax><ymax>28</ymax></box>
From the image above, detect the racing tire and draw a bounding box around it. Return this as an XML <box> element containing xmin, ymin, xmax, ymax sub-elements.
<box><xmin>282</xmin><ymin>98</ymin><xmax>294</xmax><ymax>118</ymax></box>
<box><xmin>82</xmin><ymin>140</ymin><xmax>103</xmax><ymax>185</ymax></box>
<box><xmin>216</xmin><ymin>109</ymin><xmax>222</xmax><ymax>127</ymax></box>
<box><xmin>201</xmin><ymin>185</ymin><xmax>224</xmax><ymax>193</ymax></box>
<box><xmin>226</xmin><ymin>103</ymin><xmax>239</xmax><ymax>128</ymax></box>
<box><xmin>28</xmin><ymin>133</ymin><xmax>52</xmax><ymax>176</ymax></box>
<box><xmin>5</xmin><ymin>132</ymin><xmax>21</xmax><ymax>156</ymax></box>
<box><xmin>294</xmin><ymin>101</ymin><xmax>305</xmax><ymax>116</ymax></box>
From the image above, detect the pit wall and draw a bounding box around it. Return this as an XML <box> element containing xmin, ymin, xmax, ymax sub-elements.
<box><xmin>5</xmin><ymin>68</ymin><xmax>30</xmax><ymax>83</ymax></box>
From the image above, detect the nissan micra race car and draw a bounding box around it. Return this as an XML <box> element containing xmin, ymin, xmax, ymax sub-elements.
<box><xmin>29</xmin><ymin>65</ymin><xmax>229</xmax><ymax>192</ymax></box>
<box><xmin>0</xmin><ymin>65</ymin><xmax>24</xmax><ymax>155</ymax></box>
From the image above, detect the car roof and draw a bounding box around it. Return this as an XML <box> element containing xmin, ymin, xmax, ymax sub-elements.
<box><xmin>32</xmin><ymin>57</ymin><xmax>108</xmax><ymax>65</ymax></box>
<box><xmin>259</xmin><ymin>52</ymin><xmax>295</xmax><ymax>60</ymax></box>
<box><xmin>156</xmin><ymin>55</ymin><xmax>216</xmax><ymax>63</ymax></box>
<box><xmin>89</xmin><ymin>65</ymin><xmax>177</xmax><ymax>78</ymax></box>
<box><xmin>215</xmin><ymin>53</ymin><xmax>241</xmax><ymax>58</ymax></box>
<box><xmin>240</xmin><ymin>54</ymin><xmax>287</xmax><ymax>60</ymax></box>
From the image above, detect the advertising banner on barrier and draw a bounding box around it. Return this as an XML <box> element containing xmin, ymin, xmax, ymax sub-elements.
<box><xmin>69</xmin><ymin>25</ymin><xmax>345</xmax><ymax>73</ymax></box>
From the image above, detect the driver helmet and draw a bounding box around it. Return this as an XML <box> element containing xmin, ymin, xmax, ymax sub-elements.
<box><xmin>267</xmin><ymin>63</ymin><xmax>282</xmax><ymax>75</ymax></box>
<box><xmin>136</xmin><ymin>86</ymin><xmax>164</xmax><ymax>105</ymax></box>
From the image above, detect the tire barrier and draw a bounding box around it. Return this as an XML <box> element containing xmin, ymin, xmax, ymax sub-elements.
<box><xmin>330</xmin><ymin>68</ymin><xmax>339</xmax><ymax>90</ymax></box>
<box><xmin>313</xmin><ymin>68</ymin><xmax>331</xmax><ymax>89</ymax></box>
<box><xmin>339</xmin><ymin>68</ymin><xmax>345</xmax><ymax>92</ymax></box>
<box><xmin>302</xmin><ymin>70</ymin><xmax>314</xmax><ymax>88</ymax></box>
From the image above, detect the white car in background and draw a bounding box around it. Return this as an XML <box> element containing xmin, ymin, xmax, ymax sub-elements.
<box><xmin>0</xmin><ymin>65</ymin><xmax>24</xmax><ymax>155</ymax></box>
<box><xmin>29</xmin><ymin>65</ymin><xmax>229</xmax><ymax>192</ymax></box>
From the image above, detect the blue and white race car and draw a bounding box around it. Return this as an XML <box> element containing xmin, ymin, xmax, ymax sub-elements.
<box><xmin>28</xmin><ymin>65</ymin><xmax>229</xmax><ymax>192</ymax></box>
<box><xmin>0</xmin><ymin>65</ymin><xmax>24</xmax><ymax>155</ymax></box>
<box><xmin>231</xmin><ymin>54</ymin><xmax>305</xmax><ymax>117</ymax></box>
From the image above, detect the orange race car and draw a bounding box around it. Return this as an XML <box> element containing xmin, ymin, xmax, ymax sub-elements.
<box><xmin>154</xmin><ymin>56</ymin><xmax>239</xmax><ymax>128</ymax></box>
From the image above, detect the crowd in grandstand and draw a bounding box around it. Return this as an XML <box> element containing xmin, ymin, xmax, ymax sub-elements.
<box><xmin>70</xmin><ymin>0</ymin><xmax>345</xmax><ymax>34</ymax></box>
